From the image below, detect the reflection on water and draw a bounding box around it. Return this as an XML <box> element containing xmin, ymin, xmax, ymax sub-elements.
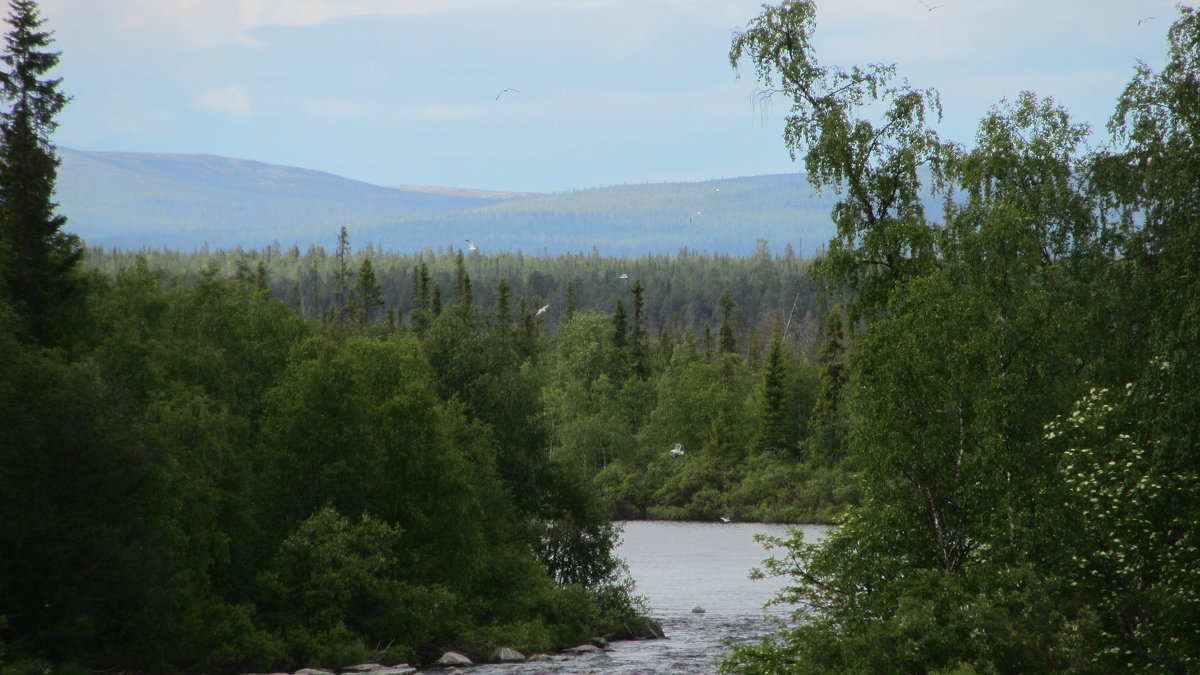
<box><xmin>450</xmin><ymin>521</ymin><xmax>828</xmax><ymax>675</ymax></box>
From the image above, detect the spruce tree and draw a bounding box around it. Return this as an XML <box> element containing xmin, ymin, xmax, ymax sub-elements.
<box><xmin>453</xmin><ymin>250</ymin><xmax>472</xmax><ymax>306</ymax></box>
<box><xmin>718</xmin><ymin>289</ymin><xmax>737</xmax><ymax>355</ymax></box>
<box><xmin>332</xmin><ymin>226</ymin><xmax>352</xmax><ymax>323</ymax></box>
<box><xmin>612</xmin><ymin>298</ymin><xmax>627</xmax><ymax>351</ymax></box>
<box><xmin>351</xmin><ymin>257</ymin><xmax>383</xmax><ymax>325</ymax></box>
<box><xmin>564</xmin><ymin>280</ymin><xmax>577</xmax><ymax>320</ymax></box>
<box><xmin>752</xmin><ymin>325</ymin><xmax>795</xmax><ymax>456</ymax></box>
<box><xmin>0</xmin><ymin>0</ymin><xmax>76</xmax><ymax>345</ymax></box>
<box><xmin>492</xmin><ymin>278</ymin><xmax>511</xmax><ymax>335</ymax></box>
<box><xmin>411</xmin><ymin>260</ymin><xmax>431</xmax><ymax>334</ymax></box>
<box><xmin>630</xmin><ymin>279</ymin><xmax>648</xmax><ymax>379</ymax></box>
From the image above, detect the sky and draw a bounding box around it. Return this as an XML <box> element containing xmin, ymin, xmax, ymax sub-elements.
<box><xmin>37</xmin><ymin>0</ymin><xmax>1180</xmax><ymax>193</ymax></box>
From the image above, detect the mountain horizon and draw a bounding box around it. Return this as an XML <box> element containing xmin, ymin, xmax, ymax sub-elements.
<box><xmin>55</xmin><ymin>147</ymin><xmax>837</xmax><ymax>257</ymax></box>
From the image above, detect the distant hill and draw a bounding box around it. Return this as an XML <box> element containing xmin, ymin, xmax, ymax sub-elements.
<box><xmin>56</xmin><ymin>148</ymin><xmax>838</xmax><ymax>256</ymax></box>
<box><xmin>56</xmin><ymin>149</ymin><xmax>516</xmax><ymax>251</ymax></box>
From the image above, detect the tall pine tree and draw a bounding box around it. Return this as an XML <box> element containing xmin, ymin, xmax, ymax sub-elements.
<box><xmin>0</xmin><ymin>0</ymin><xmax>76</xmax><ymax>346</ymax></box>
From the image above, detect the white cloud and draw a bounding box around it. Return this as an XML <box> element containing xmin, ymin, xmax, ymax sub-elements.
<box><xmin>193</xmin><ymin>85</ymin><xmax>254</xmax><ymax>117</ymax></box>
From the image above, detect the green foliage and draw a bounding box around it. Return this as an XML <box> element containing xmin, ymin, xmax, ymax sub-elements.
<box><xmin>730</xmin><ymin>0</ymin><xmax>948</xmax><ymax>318</ymax></box>
<box><xmin>723</xmin><ymin>3</ymin><xmax>1200</xmax><ymax>674</ymax></box>
<box><xmin>0</xmin><ymin>260</ymin><xmax>655</xmax><ymax>672</ymax></box>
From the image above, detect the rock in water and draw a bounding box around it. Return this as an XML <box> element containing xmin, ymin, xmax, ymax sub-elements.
<box><xmin>692</xmin><ymin>606</ymin><xmax>707</xmax><ymax>614</ymax></box>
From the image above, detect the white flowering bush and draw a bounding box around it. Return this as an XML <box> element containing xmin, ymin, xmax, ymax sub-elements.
<box><xmin>1048</xmin><ymin>369</ymin><xmax>1199</xmax><ymax>673</ymax></box>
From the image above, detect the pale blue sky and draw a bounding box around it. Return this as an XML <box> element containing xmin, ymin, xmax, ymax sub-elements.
<box><xmin>40</xmin><ymin>0</ymin><xmax>1178</xmax><ymax>193</ymax></box>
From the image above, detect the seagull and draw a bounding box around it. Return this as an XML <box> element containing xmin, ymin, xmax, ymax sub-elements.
<box><xmin>1138</xmin><ymin>16</ymin><xmax>1156</xmax><ymax>25</ymax></box>
<box><xmin>917</xmin><ymin>0</ymin><xmax>943</xmax><ymax>10</ymax></box>
<box><xmin>495</xmin><ymin>88</ymin><xmax>520</xmax><ymax>100</ymax></box>
<box><xmin>669</xmin><ymin>443</ymin><xmax>685</xmax><ymax>458</ymax></box>
<box><xmin>618</xmin><ymin>273</ymin><xmax>629</xmax><ymax>280</ymax></box>
<box><xmin>536</xmin><ymin>304</ymin><xmax>549</xmax><ymax>316</ymax></box>
<box><xmin>689</xmin><ymin>210</ymin><xmax>702</xmax><ymax>223</ymax></box>
<box><xmin>711</xmin><ymin>186</ymin><xmax>721</xmax><ymax>192</ymax></box>
<box><xmin>719</xmin><ymin>516</ymin><xmax>731</xmax><ymax>523</ymax></box>
<box><xmin>466</xmin><ymin>239</ymin><xmax>478</xmax><ymax>252</ymax></box>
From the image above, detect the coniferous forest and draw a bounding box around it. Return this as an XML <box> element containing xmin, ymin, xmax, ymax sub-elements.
<box><xmin>3</xmin><ymin>0</ymin><xmax>1200</xmax><ymax>673</ymax></box>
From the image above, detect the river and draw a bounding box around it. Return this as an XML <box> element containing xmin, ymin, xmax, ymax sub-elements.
<box><xmin>457</xmin><ymin>520</ymin><xmax>829</xmax><ymax>675</ymax></box>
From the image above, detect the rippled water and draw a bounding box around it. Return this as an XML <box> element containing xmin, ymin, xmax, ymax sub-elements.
<box><xmin>455</xmin><ymin>520</ymin><xmax>829</xmax><ymax>675</ymax></box>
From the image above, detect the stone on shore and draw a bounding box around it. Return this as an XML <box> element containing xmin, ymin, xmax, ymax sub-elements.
<box><xmin>435</xmin><ymin>651</ymin><xmax>473</xmax><ymax>667</ymax></box>
<box><xmin>563</xmin><ymin>644</ymin><xmax>601</xmax><ymax>654</ymax></box>
<box><xmin>490</xmin><ymin>647</ymin><xmax>526</xmax><ymax>662</ymax></box>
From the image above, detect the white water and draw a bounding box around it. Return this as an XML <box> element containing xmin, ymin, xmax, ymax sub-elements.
<box><xmin>453</xmin><ymin>520</ymin><xmax>828</xmax><ymax>674</ymax></box>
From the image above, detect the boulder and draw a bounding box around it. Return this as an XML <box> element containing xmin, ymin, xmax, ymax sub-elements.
<box><xmin>364</xmin><ymin>668</ymin><xmax>416</xmax><ymax>675</ymax></box>
<box><xmin>490</xmin><ymin>647</ymin><xmax>526</xmax><ymax>663</ymax></box>
<box><xmin>592</xmin><ymin>636</ymin><xmax>609</xmax><ymax>648</ymax></box>
<box><xmin>692</xmin><ymin>606</ymin><xmax>707</xmax><ymax>614</ymax></box>
<box><xmin>435</xmin><ymin>651</ymin><xmax>473</xmax><ymax>667</ymax></box>
<box><xmin>527</xmin><ymin>653</ymin><xmax>554</xmax><ymax>662</ymax></box>
<box><xmin>341</xmin><ymin>665</ymin><xmax>382</xmax><ymax>673</ymax></box>
<box><xmin>296</xmin><ymin>670</ymin><xmax>335</xmax><ymax>675</ymax></box>
<box><xmin>563</xmin><ymin>644</ymin><xmax>601</xmax><ymax>654</ymax></box>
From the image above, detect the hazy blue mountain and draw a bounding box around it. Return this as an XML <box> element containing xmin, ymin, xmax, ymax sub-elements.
<box><xmin>57</xmin><ymin>148</ymin><xmax>838</xmax><ymax>256</ymax></box>
<box><xmin>56</xmin><ymin>148</ymin><xmax>518</xmax><ymax>251</ymax></box>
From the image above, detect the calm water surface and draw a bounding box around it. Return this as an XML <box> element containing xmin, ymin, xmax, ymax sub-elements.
<box><xmin>450</xmin><ymin>520</ymin><xmax>828</xmax><ymax>675</ymax></box>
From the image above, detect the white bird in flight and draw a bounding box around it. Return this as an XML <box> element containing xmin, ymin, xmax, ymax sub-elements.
<box><xmin>689</xmin><ymin>210</ymin><xmax>702</xmax><ymax>223</ymax></box>
<box><xmin>536</xmin><ymin>304</ymin><xmax>550</xmax><ymax>316</ymax></box>
<box><xmin>917</xmin><ymin>0</ymin><xmax>942</xmax><ymax>10</ymax></box>
<box><xmin>466</xmin><ymin>239</ymin><xmax>478</xmax><ymax>252</ymax></box>
<box><xmin>1138</xmin><ymin>16</ymin><xmax>1156</xmax><ymax>25</ymax></box>
<box><xmin>495</xmin><ymin>88</ymin><xmax>520</xmax><ymax>100</ymax></box>
<box><xmin>619</xmin><ymin>273</ymin><xmax>629</xmax><ymax>280</ymax></box>
<box><xmin>669</xmin><ymin>443</ymin><xmax>685</xmax><ymax>458</ymax></box>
